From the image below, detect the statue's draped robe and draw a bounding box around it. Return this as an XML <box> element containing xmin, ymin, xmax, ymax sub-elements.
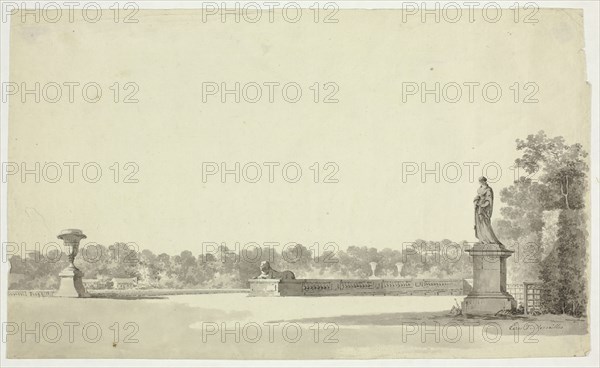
<box><xmin>474</xmin><ymin>185</ymin><xmax>503</xmax><ymax>245</ymax></box>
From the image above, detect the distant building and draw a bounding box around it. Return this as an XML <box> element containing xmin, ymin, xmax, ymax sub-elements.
<box><xmin>82</xmin><ymin>278</ymin><xmax>102</xmax><ymax>290</ymax></box>
<box><xmin>112</xmin><ymin>277</ymin><xmax>137</xmax><ymax>289</ymax></box>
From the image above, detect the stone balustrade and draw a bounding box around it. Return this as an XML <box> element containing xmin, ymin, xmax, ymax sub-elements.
<box><xmin>8</xmin><ymin>290</ymin><xmax>56</xmax><ymax>297</ymax></box>
<box><xmin>248</xmin><ymin>278</ymin><xmax>472</xmax><ymax>297</ymax></box>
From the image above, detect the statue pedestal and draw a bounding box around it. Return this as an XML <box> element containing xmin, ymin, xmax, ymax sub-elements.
<box><xmin>55</xmin><ymin>266</ymin><xmax>89</xmax><ymax>298</ymax></box>
<box><xmin>462</xmin><ymin>243</ymin><xmax>516</xmax><ymax>315</ymax></box>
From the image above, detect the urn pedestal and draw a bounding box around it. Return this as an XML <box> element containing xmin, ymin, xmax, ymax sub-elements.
<box><xmin>55</xmin><ymin>229</ymin><xmax>90</xmax><ymax>298</ymax></box>
<box><xmin>462</xmin><ymin>243</ymin><xmax>516</xmax><ymax>315</ymax></box>
<box><xmin>368</xmin><ymin>262</ymin><xmax>379</xmax><ymax>280</ymax></box>
<box><xmin>395</xmin><ymin>262</ymin><xmax>403</xmax><ymax>279</ymax></box>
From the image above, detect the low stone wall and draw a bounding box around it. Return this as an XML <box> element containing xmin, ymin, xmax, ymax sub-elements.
<box><xmin>90</xmin><ymin>288</ymin><xmax>249</xmax><ymax>297</ymax></box>
<box><xmin>8</xmin><ymin>288</ymin><xmax>249</xmax><ymax>298</ymax></box>
<box><xmin>8</xmin><ymin>290</ymin><xmax>56</xmax><ymax>297</ymax></box>
<box><xmin>248</xmin><ymin>278</ymin><xmax>471</xmax><ymax>297</ymax></box>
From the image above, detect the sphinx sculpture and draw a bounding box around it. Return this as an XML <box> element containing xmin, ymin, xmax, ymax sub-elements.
<box><xmin>255</xmin><ymin>261</ymin><xmax>295</xmax><ymax>280</ymax></box>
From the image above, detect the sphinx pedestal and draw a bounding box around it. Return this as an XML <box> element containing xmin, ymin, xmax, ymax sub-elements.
<box><xmin>462</xmin><ymin>243</ymin><xmax>516</xmax><ymax>315</ymax></box>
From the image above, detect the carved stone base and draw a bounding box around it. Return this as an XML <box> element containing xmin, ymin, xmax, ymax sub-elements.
<box><xmin>462</xmin><ymin>243</ymin><xmax>516</xmax><ymax>315</ymax></box>
<box><xmin>462</xmin><ymin>293</ymin><xmax>516</xmax><ymax>315</ymax></box>
<box><xmin>248</xmin><ymin>279</ymin><xmax>284</xmax><ymax>296</ymax></box>
<box><xmin>55</xmin><ymin>267</ymin><xmax>90</xmax><ymax>298</ymax></box>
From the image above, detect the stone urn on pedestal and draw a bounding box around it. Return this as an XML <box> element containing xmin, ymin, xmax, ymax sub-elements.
<box><xmin>368</xmin><ymin>262</ymin><xmax>378</xmax><ymax>279</ymax></box>
<box><xmin>55</xmin><ymin>229</ymin><xmax>89</xmax><ymax>298</ymax></box>
<box><xmin>395</xmin><ymin>262</ymin><xmax>403</xmax><ymax>278</ymax></box>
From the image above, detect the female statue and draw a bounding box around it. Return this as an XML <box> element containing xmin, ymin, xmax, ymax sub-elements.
<box><xmin>473</xmin><ymin>176</ymin><xmax>504</xmax><ymax>246</ymax></box>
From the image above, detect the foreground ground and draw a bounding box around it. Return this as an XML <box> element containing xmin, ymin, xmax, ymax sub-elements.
<box><xmin>6</xmin><ymin>294</ymin><xmax>589</xmax><ymax>359</ymax></box>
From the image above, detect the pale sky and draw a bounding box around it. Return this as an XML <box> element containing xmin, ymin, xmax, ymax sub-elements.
<box><xmin>7</xmin><ymin>9</ymin><xmax>589</xmax><ymax>255</ymax></box>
